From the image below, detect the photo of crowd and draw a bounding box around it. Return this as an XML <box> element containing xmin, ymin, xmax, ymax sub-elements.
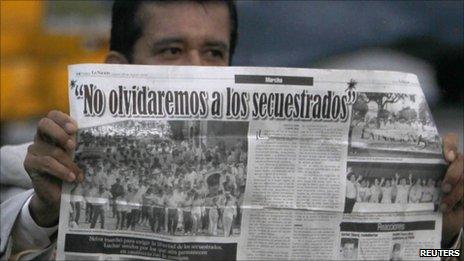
<box><xmin>348</xmin><ymin>92</ymin><xmax>442</xmax><ymax>158</ymax></box>
<box><xmin>344</xmin><ymin>162</ymin><xmax>446</xmax><ymax>213</ymax></box>
<box><xmin>68</xmin><ymin>120</ymin><xmax>248</xmax><ymax>238</ymax></box>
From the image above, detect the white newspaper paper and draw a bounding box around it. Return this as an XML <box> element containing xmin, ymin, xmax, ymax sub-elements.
<box><xmin>57</xmin><ymin>64</ymin><xmax>446</xmax><ymax>260</ymax></box>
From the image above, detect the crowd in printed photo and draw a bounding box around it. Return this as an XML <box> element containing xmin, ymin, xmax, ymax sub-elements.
<box><xmin>69</xmin><ymin>120</ymin><xmax>248</xmax><ymax>238</ymax></box>
<box><xmin>348</xmin><ymin>92</ymin><xmax>442</xmax><ymax>158</ymax></box>
<box><xmin>344</xmin><ymin>162</ymin><xmax>445</xmax><ymax>213</ymax></box>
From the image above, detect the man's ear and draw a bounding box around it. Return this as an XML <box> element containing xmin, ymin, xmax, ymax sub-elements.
<box><xmin>105</xmin><ymin>51</ymin><xmax>129</xmax><ymax>64</ymax></box>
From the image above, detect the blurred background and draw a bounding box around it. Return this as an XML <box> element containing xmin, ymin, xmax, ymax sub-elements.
<box><xmin>1</xmin><ymin>0</ymin><xmax>463</xmax><ymax>149</ymax></box>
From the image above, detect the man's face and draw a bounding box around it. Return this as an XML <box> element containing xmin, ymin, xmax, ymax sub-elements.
<box><xmin>342</xmin><ymin>243</ymin><xmax>355</xmax><ymax>259</ymax></box>
<box><xmin>131</xmin><ymin>1</ymin><xmax>230</xmax><ymax>66</ymax></box>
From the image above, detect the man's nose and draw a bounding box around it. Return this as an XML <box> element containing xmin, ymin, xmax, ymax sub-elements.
<box><xmin>184</xmin><ymin>50</ymin><xmax>203</xmax><ymax>66</ymax></box>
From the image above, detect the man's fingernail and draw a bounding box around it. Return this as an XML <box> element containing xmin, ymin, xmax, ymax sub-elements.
<box><xmin>442</xmin><ymin>183</ymin><xmax>452</xmax><ymax>193</ymax></box>
<box><xmin>439</xmin><ymin>203</ymin><xmax>448</xmax><ymax>212</ymax></box>
<box><xmin>65</xmin><ymin>123</ymin><xmax>77</xmax><ymax>133</ymax></box>
<box><xmin>69</xmin><ymin>172</ymin><xmax>76</xmax><ymax>182</ymax></box>
<box><xmin>447</xmin><ymin>150</ymin><xmax>456</xmax><ymax>161</ymax></box>
<box><xmin>67</xmin><ymin>139</ymin><xmax>75</xmax><ymax>150</ymax></box>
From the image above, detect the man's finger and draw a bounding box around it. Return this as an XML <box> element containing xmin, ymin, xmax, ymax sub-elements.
<box><xmin>28</xmin><ymin>140</ymin><xmax>84</xmax><ymax>182</ymax></box>
<box><xmin>37</xmin><ymin>117</ymin><xmax>75</xmax><ymax>151</ymax></box>
<box><xmin>47</xmin><ymin>110</ymin><xmax>78</xmax><ymax>135</ymax></box>
<box><xmin>440</xmin><ymin>179</ymin><xmax>464</xmax><ymax>212</ymax></box>
<box><xmin>26</xmin><ymin>154</ymin><xmax>76</xmax><ymax>183</ymax></box>
<box><xmin>441</xmin><ymin>154</ymin><xmax>463</xmax><ymax>193</ymax></box>
<box><xmin>443</xmin><ymin>133</ymin><xmax>458</xmax><ymax>162</ymax></box>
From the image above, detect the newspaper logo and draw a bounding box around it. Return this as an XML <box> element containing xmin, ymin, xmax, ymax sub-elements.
<box><xmin>419</xmin><ymin>249</ymin><xmax>460</xmax><ymax>258</ymax></box>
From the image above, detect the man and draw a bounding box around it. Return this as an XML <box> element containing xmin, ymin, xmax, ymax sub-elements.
<box><xmin>390</xmin><ymin>242</ymin><xmax>403</xmax><ymax>261</ymax></box>
<box><xmin>207</xmin><ymin>193</ymin><xmax>220</xmax><ymax>236</ymax></box>
<box><xmin>110</xmin><ymin>177</ymin><xmax>124</xmax><ymax>217</ymax></box>
<box><xmin>69</xmin><ymin>182</ymin><xmax>84</xmax><ymax>226</ymax></box>
<box><xmin>340</xmin><ymin>238</ymin><xmax>359</xmax><ymax>260</ymax></box>
<box><xmin>344</xmin><ymin>171</ymin><xmax>361</xmax><ymax>213</ymax></box>
<box><xmin>369</xmin><ymin>178</ymin><xmax>382</xmax><ymax>203</ymax></box>
<box><xmin>222</xmin><ymin>192</ymin><xmax>237</xmax><ymax>237</ymax></box>
<box><xmin>0</xmin><ymin>0</ymin><xmax>462</xmax><ymax>260</ymax></box>
<box><xmin>126</xmin><ymin>184</ymin><xmax>142</xmax><ymax>231</ymax></box>
<box><xmin>395</xmin><ymin>173</ymin><xmax>412</xmax><ymax>204</ymax></box>
<box><xmin>408</xmin><ymin>178</ymin><xmax>424</xmax><ymax>204</ymax></box>
<box><xmin>181</xmin><ymin>189</ymin><xmax>194</xmax><ymax>235</ymax></box>
<box><xmin>165</xmin><ymin>187</ymin><xmax>179</xmax><ymax>235</ymax></box>
<box><xmin>114</xmin><ymin>183</ymin><xmax>128</xmax><ymax>230</ymax></box>
<box><xmin>380</xmin><ymin>177</ymin><xmax>394</xmax><ymax>204</ymax></box>
<box><xmin>142</xmin><ymin>186</ymin><xmax>157</xmax><ymax>232</ymax></box>
<box><xmin>89</xmin><ymin>185</ymin><xmax>111</xmax><ymax>229</ymax></box>
<box><xmin>357</xmin><ymin>179</ymin><xmax>371</xmax><ymax>203</ymax></box>
<box><xmin>420</xmin><ymin>178</ymin><xmax>436</xmax><ymax>203</ymax></box>
<box><xmin>153</xmin><ymin>186</ymin><xmax>166</xmax><ymax>233</ymax></box>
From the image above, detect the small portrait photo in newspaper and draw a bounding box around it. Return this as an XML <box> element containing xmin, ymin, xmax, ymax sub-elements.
<box><xmin>390</xmin><ymin>242</ymin><xmax>403</xmax><ymax>261</ymax></box>
<box><xmin>344</xmin><ymin>161</ymin><xmax>446</xmax><ymax>213</ymax></box>
<box><xmin>348</xmin><ymin>92</ymin><xmax>442</xmax><ymax>159</ymax></box>
<box><xmin>68</xmin><ymin>119</ymin><xmax>248</xmax><ymax>238</ymax></box>
<box><xmin>339</xmin><ymin>237</ymin><xmax>359</xmax><ymax>260</ymax></box>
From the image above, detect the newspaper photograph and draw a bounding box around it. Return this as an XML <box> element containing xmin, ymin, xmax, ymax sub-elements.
<box><xmin>344</xmin><ymin>161</ymin><xmax>446</xmax><ymax>213</ymax></box>
<box><xmin>348</xmin><ymin>91</ymin><xmax>442</xmax><ymax>160</ymax></box>
<box><xmin>57</xmin><ymin>64</ymin><xmax>447</xmax><ymax>260</ymax></box>
<box><xmin>70</xmin><ymin>119</ymin><xmax>247</xmax><ymax>237</ymax></box>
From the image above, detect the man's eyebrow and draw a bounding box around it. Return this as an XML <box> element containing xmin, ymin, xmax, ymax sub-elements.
<box><xmin>204</xmin><ymin>41</ymin><xmax>229</xmax><ymax>51</ymax></box>
<box><xmin>150</xmin><ymin>38</ymin><xmax>229</xmax><ymax>52</ymax></box>
<box><xmin>151</xmin><ymin>37</ymin><xmax>184</xmax><ymax>48</ymax></box>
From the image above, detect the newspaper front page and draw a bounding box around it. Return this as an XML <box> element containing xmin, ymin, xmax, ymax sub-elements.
<box><xmin>57</xmin><ymin>64</ymin><xmax>446</xmax><ymax>260</ymax></box>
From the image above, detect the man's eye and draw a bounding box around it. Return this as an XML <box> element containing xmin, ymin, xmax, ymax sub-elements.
<box><xmin>159</xmin><ymin>47</ymin><xmax>182</xmax><ymax>57</ymax></box>
<box><xmin>205</xmin><ymin>49</ymin><xmax>224</xmax><ymax>59</ymax></box>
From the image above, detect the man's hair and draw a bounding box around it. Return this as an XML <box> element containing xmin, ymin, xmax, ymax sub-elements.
<box><xmin>341</xmin><ymin>238</ymin><xmax>358</xmax><ymax>248</ymax></box>
<box><xmin>110</xmin><ymin>0</ymin><xmax>238</xmax><ymax>63</ymax></box>
<box><xmin>392</xmin><ymin>243</ymin><xmax>401</xmax><ymax>251</ymax></box>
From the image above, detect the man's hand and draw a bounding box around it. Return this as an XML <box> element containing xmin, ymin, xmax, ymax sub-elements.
<box><xmin>23</xmin><ymin>110</ymin><xmax>83</xmax><ymax>227</ymax></box>
<box><xmin>440</xmin><ymin>133</ymin><xmax>463</xmax><ymax>247</ymax></box>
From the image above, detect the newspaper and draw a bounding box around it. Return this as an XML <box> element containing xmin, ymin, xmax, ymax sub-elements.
<box><xmin>57</xmin><ymin>64</ymin><xmax>446</xmax><ymax>260</ymax></box>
